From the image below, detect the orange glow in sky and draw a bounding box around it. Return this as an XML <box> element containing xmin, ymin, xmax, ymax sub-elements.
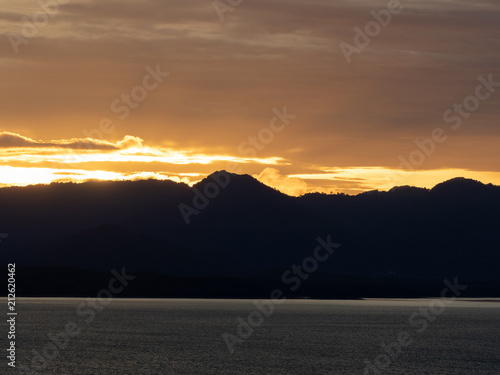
<box><xmin>1</xmin><ymin>0</ymin><xmax>500</xmax><ymax>195</ymax></box>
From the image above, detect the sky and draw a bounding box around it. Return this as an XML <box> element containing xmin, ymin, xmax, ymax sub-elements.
<box><xmin>1</xmin><ymin>0</ymin><xmax>500</xmax><ymax>195</ymax></box>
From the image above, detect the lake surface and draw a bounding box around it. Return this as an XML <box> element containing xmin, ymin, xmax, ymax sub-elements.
<box><xmin>3</xmin><ymin>298</ymin><xmax>499</xmax><ymax>374</ymax></box>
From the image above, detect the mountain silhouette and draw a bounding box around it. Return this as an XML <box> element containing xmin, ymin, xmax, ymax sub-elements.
<box><xmin>1</xmin><ymin>172</ymin><xmax>499</xmax><ymax>297</ymax></box>
<box><xmin>32</xmin><ymin>224</ymin><xmax>233</xmax><ymax>276</ymax></box>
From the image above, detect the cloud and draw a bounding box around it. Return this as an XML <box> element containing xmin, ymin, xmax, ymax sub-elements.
<box><xmin>116</xmin><ymin>135</ymin><xmax>144</xmax><ymax>149</ymax></box>
<box><xmin>0</xmin><ymin>132</ymin><xmax>287</xmax><ymax>168</ymax></box>
<box><xmin>0</xmin><ymin>132</ymin><xmax>119</xmax><ymax>150</ymax></box>
<box><xmin>0</xmin><ymin>133</ymin><xmax>150</xmax><ymax>152</ymax></box>
<box><xmin>254</xmin><ymin>167</ymin><xmax>324</xmax><ymax>196</ymax></box>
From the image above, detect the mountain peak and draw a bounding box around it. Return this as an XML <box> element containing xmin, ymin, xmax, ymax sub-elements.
<box><xmin>194</xmin><ymin>170</ymin><xmax>286</xmax><ymax>198</ymax></box>
<box><xmin>431</xmin><ymin>177</ymin><xmax>486</xmax><ymax>194</ymax></box>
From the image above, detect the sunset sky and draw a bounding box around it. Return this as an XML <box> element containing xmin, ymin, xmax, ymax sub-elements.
<box><xmin>1</xmin><ymin>0</ymin><xmax>500</xmax><ymax>195</ymax></box>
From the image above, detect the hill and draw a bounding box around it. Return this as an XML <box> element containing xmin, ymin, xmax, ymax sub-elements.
<box><xmin>1</xmin><ymin>172</ymin><xmax>499</xmax><ymax>297</ymax></box>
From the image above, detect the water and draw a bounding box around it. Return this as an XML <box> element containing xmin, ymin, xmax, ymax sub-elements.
<box><xmin>3</xmin><ymin>298</ymin><xmax>499</xmax><ymax>374</ymax></box>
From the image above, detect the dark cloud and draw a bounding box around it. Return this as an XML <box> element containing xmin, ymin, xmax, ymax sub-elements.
<box><xmin>0</xmin><ymin>132</ymin><xmax>118</xmax><ymax>150</ymax></box>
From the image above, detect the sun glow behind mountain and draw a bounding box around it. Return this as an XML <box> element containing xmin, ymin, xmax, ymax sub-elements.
<box><xmin>2</xmin><ymin>0</ymin><xmax>500</xmax><ymax>195</ymax></box>
<box><xmin>2</xmin><ymin>132</ymin><xmax>500</xmax><ymax>195</ymax></box>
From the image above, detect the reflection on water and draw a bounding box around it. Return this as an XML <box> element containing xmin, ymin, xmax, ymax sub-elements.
<box><xmin>4</xmin><ymin>298</ymin><xmax>500</xmax><ymax>374</ymax></box>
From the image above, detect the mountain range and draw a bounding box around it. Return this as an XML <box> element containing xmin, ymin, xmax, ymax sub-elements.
<box><xmin>1</xmin><ymin>172</ymin><xmax>499</xmax><ymax>297</ymax></box>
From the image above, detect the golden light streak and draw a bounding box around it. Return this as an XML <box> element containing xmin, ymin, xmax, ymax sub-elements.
<box><xmin>2</xmin><ymin>133</ymin><xmax>500</xmax><ymax>194</ymax></box>
<box><xmin>0</xmin><ymin>146</ymin><xmax>286</xmax><ymax>166</ymax></box>
<box><xmin>290</xmin><ymin>168</ymin><xmax>500</xmax><ymax>192</ymax></box>
<box><xmin>0</xmin><ymin>166</ymin><xmax>193</xmax><ymax>188</ymax></box>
